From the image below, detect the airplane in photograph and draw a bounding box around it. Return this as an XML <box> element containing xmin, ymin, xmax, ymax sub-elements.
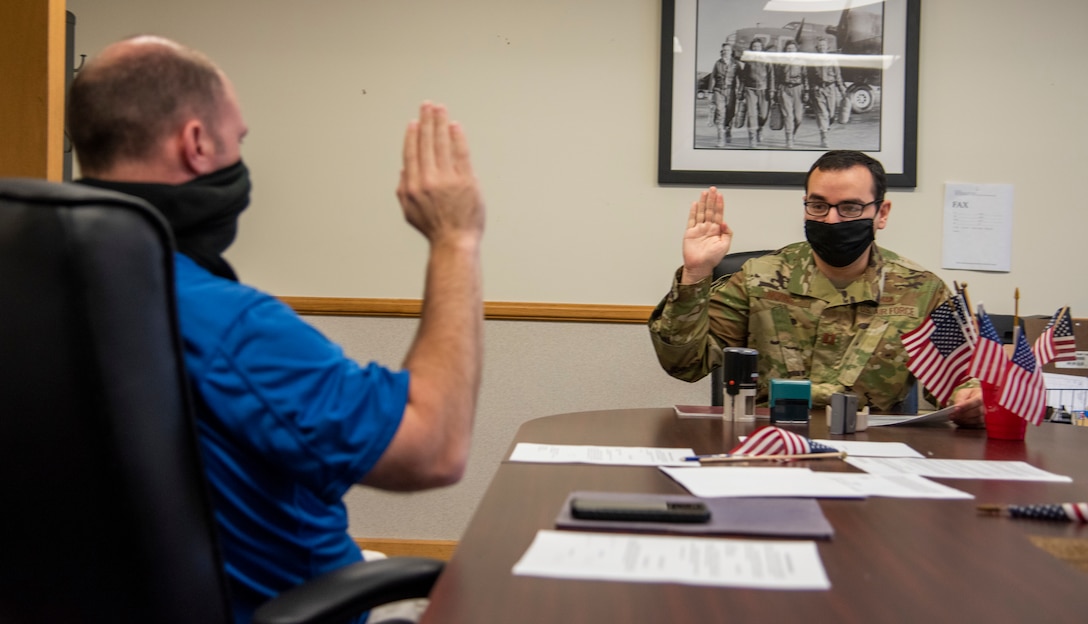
<box><xmin>698</xmin><ymin>8</ymin><xmax>883</xmax><ymax>114</ymax></box>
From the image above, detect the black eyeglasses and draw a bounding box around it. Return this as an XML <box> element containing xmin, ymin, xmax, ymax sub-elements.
<box><xmin>803</xmin><ymin>199</ymin><xmax>881</xmax><ymax>219</ymax></box>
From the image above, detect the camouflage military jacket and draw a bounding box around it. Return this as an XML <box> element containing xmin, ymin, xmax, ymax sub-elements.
<box><xmin>648</xmin><ymin>243</ymin><xmax>966</xmax><ymax>411</ymax></box>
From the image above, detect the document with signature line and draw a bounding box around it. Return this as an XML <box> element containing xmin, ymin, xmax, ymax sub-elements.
<box><xmin>508</xmin><ymin>443</ymin><xmax>694</xmax><ymax>466</ymax></box>
<box><xmin>513</xmin><ymin>530</ymin><xmax>830</xmax><ymax>590</ymax></box>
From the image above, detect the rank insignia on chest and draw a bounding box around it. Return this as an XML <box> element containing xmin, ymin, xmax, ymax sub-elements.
<box><xmin>821</xmin><ymin>333</ymin><xmax>836</xmax><ymax>345</ymax></box>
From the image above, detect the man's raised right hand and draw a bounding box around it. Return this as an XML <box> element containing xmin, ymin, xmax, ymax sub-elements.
<box><xmin>680</xmin><ymin>186</ymin><xmax>733</xmax><ymax>284</ymax></box>
<box><xmin>396</xmin><ymin>102</ymin><xmax>485</xmax><ymax>248</ymax></box>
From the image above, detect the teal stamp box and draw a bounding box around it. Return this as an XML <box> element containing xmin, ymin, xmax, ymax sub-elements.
<box><xmin>769</xmin><ymin>379</ymin><xmax>811</xmax><ymax>424</ymax></box>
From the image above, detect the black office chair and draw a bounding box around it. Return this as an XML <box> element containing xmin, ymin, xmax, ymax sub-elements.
<box><xmin>0</xmin><ymin>179</ymin><xmax>441</xmax><ymax>624</ymax></box>
<box><xmin>709</xmin><ymin>250</ymin><xmax>774</xmax><ymax>406</ymax></box>
<box><xmin>986</xmin><ymin>313</ymin><xmax>1027</xmax><ymax>345</ymax></box>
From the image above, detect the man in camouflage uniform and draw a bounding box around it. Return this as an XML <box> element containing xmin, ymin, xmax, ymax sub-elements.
<box><xmin>648</xmin><ymin>151</ymin><xmax>984</xmax><ymax>425</ymax></box>
<box><xmin>708</xmin><ymin>43</ymin><xmax>740</xmax><ymax>147</ymax></box>
<box><xmin>807</xmin><ymin>37</ymin><xmax>846</xmax><ymax>148</ymax></box>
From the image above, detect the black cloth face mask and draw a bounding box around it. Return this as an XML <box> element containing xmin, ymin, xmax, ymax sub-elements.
<box><xmin>804</xmin><ymin>218</ymin><xmax>875</xmax><ymax>268</ymax></box>
<box><xmin>79</xmin><ymin>160</ymin><xmax>251</xmax><ymax>281</ymax></box>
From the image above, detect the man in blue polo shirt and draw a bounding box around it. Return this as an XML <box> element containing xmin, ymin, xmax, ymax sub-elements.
<box><xmin>69</xmin><ymin>36</ymin><xmax>485</xmax><ymax>623</ymax></box>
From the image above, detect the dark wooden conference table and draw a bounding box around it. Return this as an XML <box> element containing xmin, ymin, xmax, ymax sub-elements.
<box><xmin>420</xmin><ymin>408</ymin><xmax>1088</xmax><ymax>623</ymax></box>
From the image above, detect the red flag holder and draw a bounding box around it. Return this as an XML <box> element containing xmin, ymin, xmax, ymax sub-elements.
<box><xmin>982</xmin><ymin>381</ymin><xmax>1027</xmax><ymax>440</ymax></box>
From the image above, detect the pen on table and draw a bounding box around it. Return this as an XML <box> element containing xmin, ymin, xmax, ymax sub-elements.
<box><xmin>977</xmin><ymin>503</ymin><xmax>1088</xmax><ymax>523</ymax></box>
<box><xmin>684</xmin><ymin>451</ymin><xmax>847</xmax><ymax>464</ymax></box>
<box><xmin>684</xmin><ymin>453</ymin><xmax>732</xmax><ymax>461</ymax></box>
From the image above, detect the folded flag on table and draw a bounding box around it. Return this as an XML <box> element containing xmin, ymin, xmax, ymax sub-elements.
<box><xmin>978</xmin><ymin>503</ymin><xmax>1088</xmax><ymax>523</ymax></box>
<box><xmin>1034</xmin><ymin>306</ymin><xmax>1076</xmax><ymax>365</ymax></box>
<box><xmin>901</xmin><ymin>299</ymin><xmax>973</xmax><ymax>406</ymax></box>
<box><xmin>729</xmin><ymin>426</ymin><xmax>839</xmax><ymax>457</ymax></box>
<box><xmin>998</xmin><ymin>328</ymin><xmax>1047</xmax><ymax>426</ymax></box>
<box><xmin>969</xmin><ymin>305</ymin><xmax>1008</xmax><ymax>385</ymax></box>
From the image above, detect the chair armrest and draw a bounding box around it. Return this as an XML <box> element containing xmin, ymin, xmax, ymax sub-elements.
<box><xmin>252</xmin><ymin>557</ymin><xmax>444</xmax><ymax>624</ymax></box>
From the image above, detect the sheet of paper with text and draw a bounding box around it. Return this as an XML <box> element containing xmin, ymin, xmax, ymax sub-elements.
<box><xmin>942</xmin><ymin>183</ymin><xmax>1013</xmax><ymax>272</ymax></box>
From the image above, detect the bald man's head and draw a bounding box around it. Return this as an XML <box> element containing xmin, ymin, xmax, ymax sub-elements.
<box><xmin>68</xmin><ymin>36</ymin><xmax>227</xmax><ymax>175</ymax></box>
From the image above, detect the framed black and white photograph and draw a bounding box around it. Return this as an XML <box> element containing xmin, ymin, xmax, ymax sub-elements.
<box><xmin>658</xmin><ymin>0</ymin><xmax>920</xmax><ymax>187</ymax></box>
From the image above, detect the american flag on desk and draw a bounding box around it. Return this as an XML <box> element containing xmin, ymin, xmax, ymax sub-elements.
<box><xmin>729</xmin><ymin>426</ymin><xmax>838</xmax><ymax>456</ymax></box>
<box><xmin>1034</xmin><ymin>307</ymin><xmax>1076</xmax><ymax>365</ymax></box>
<box><xmin>901</xmin><ymin>299</ymin><xmax>973</xmax><ymax>405</ymax></box>
<box><xmin>1005</xmin><ymin>503</ymin><xmax>1088</xmax><ymax>523</ymax></box>
<box><xmin>999</xmin><ymin>328</ymin><xmax>1047</xmax><ymax>425</ymax></box>
<box><xmin>969</xmin><ymin>305</ymin><xmax>1008</xmax><ymax>385</ymax></box>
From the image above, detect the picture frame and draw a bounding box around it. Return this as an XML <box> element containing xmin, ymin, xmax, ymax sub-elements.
<box><xmin>658</xmin><ymin>0</ymin><xmax>920</xmax><ymax>187</ymax></box>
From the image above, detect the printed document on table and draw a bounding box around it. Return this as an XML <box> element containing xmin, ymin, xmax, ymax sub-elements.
<box><xmin>941</xmin><ymin>182</ymin><xmax>1013</xmax><ymax>272</ymax></box>
<box><xmin>508</xmin><ymin>443</ymin><xmax>694</xmax><ymax>466</ymax></box>
<box><xmin>866</xmin><ymin>405</ymin><xmax>955</xmax><ymax>427</ymax></box>
<box><xmin>660</xmin><ymin>466</ymin><xmax>863</xmax><ymax>498</ymax></box>
<box><xmin>845</xmin><ymin>457</ymin><xmax>1072</xmax><ymax>482</ymax></box>
<box><xmin>811</xmin><ymin>440</ymin><xmax>924</xmax><ymax>458</ymax></box>
<box><xmin>512</xmin><ymin>530</ymin><xmax>830</xmax><ymax>590</ymax></box>
<box><xmin>821</xmin><ymin>473</ymin><xmax>973</xmax><ymax>499</ymax></box>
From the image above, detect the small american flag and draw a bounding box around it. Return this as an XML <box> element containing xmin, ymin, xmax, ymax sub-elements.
<box><xmin>969</xmin><ymin>305</ymin><xmax>1008</xmax><ymax>385</ymax></box>
<box><xmin>1005</xmin><ymin>503</ymin><xmax>1088</xmax><ymax>523</ymax></box>
<box><xmin>998</xmin><ymin>328</ymin><xmax>1047</xmax><ymax>426</ymax></box>
<box><xmin>729</xmin><ymin>426</ymin><xmax>838</xmax><ymax>456</ymax></box>
<box><xmin>901</xmin><ymin>300</ymin><xmax>972</xmax><ymax>406</ymax></box>
<box><xmin>950</xmin><ymin>293</ymin><xmax>978</xmax><ymax>344</ymax></box>
<box><xmin>1034</xmin><ymin>307</ymin><xmax>1076</xmax><ymax>365</ymax></box>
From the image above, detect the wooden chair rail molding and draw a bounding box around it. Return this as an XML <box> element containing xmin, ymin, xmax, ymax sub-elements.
<box><xmin>279</xmin><ymin>297</ymin><xmax>655</xmax><ymax>325</ymax></box>
<box><xmin>353</xmin><ymin>538</ymin><xmax>458</xmax><ymax>562</ymax></box>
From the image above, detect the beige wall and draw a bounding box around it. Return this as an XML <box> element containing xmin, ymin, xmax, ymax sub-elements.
<box><xmin>306</xmin><ymin>315</ymin><xmax>707</xmax><ymax>539</ymax></box>
<box><xmin>66</xmin><ymin>0</ymin><xmax>1088</xmax><ymax>316</ymax></box>
<box><xmin>63</xmin><ymin>0</ymin><xmax>1088</xmax><ymax>539</ymax></box>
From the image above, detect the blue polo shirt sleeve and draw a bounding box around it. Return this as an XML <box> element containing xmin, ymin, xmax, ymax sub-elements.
<box><xmin>176</xmin><ymin>256</ymin><xmax>408</xmax><ymax>503</ymax></box>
